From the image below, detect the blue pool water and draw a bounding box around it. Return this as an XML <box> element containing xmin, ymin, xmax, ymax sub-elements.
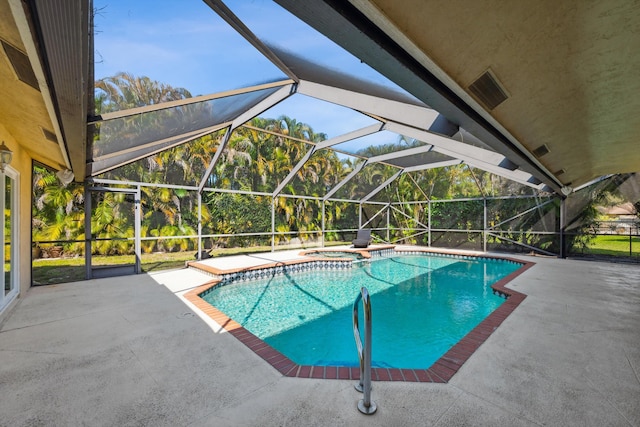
<box><xmin>202</xmin><ymin>254</ymin><xmax>522</xmax><ymax>369</ymax></box>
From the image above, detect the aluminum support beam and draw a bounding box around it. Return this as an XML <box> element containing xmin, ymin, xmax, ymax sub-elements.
<box><xmin>365</xmin><ymin>144</ymin><xmax>434</xmax><ymax>164</ymax></box>
<box><xmin>197</xmin><ymin>192</ymin><xmax>202</xmax><ymax>259</ymax></box>
<box><xmin>204</xmin><ymin>0</ymin><xmax>299</xmax><ymax>81</ymax></box>
<box><xmin>273</xmin><ymin>147</ymin><xmax>317</xmax><ymax>196</ymax></box>
<box><xmin>428</xmin><ymin>200</ymin><xmax>431</xmax><ymax>246</ymax></box>
<box><xmin>298</xmin><ymin>80</ymin><xmax>439</xmax><ymax>128</ymax></box>
<box><xmin>91</xmin><ymin>126</ymin><xmax>224</xmax><ymax>164</ymax></box>
<box><xmin>487</xmin><ymin>198</ymin><xmax>555</xmax><ymax>230</ymax></box>
<box><xmin>231</xmin><ymin>84</ymin><xmax>295</xmax><ymax>129</ymax></box>
<box><xmin>402</xmin><ymin>159</ymin><xmax>462</xmax><ymax>173</ymax></box>
<box><xmin>198</xmin><ymin>127</ymin><xmax>232</xmax><ymax>193</ymax></box>
<box><xmin>360</xmin><ymin>203</ymin><xmax>387</xmax><ymax>229</ymax></box>
<box><xmin>560</xmin><ymin>196</ymin><xmax>567</xmax><ymax>258</ymax></box>
<box><xmin>316</xmin><ymin>123</ymin><xmax>385</xmax><ymax>150</ymax></box>
<box><xmin>134</xmin><ymin>186</ymin><xmax>141</xmax><ymax>274</ymax></box>
<box><xmin>91</xmin><ymin>81</ymin><xmax>295</xmax><ymax>123</ymax></box>
<box><xmin>389</xmin><ymin>204</ymin><xmax>429</xmax><ymax>230</ymax></box>
<box><xmin>483</xmin><ymin>198</ymin><xmax>487</xmax><ymax>252</ymax></box>
<box><xmin>274</xmin><ymin>123</ymin><xmax>389</xmax><ymax>197</ymax></box>
<box><xmin>362</xmin><ymin>170</ymin><xmax>403</xmax><ymax>202</ymax></box>
<box><xmin>487</xmin><ymin>232</ymin><xmax>557</xmax><ymax>257</ymax></box>
<box><xmin>463</xmin><ymin>160</ymin><xmax>545</xmax><ymax>190</ymax></box>
<box><xmin>385</xmin><ymin>121</ymin><xmax>505</xmax><ymax>165</ymax></box>
<box><xmin>323</xmin><ymin>161</ymin><xmax>367</xmax><ymax>201</ymax></box>
<box><xmin>84</xmin><ymin>182</ymin><xmax>92</xmax><ymax>279</ymax></box>
<box><xmin>321</xmin><ymin>200</ymin><xmax>326</xmax><ymax>247</ymax></box>
<box><xmin>271</xmin><ymin>196</ymin><xmax>276</xmax><ymax>252</ymax></box>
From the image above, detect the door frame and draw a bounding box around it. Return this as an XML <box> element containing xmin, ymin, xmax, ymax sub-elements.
<box><xmin>85</xmin><ymin>185</ymin><xmax>141</xmax><ymax>279</ymax></box>
<box><xmin>0</xmin><ymin>166</ymin><xmax>19</xmax><ymax>313</ymax></box>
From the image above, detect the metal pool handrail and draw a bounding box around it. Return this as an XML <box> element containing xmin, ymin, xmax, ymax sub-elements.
<box><xmin>353</xmin><ymin>287</ymin><xmax>377</xmax><ymax>415</ymax></box>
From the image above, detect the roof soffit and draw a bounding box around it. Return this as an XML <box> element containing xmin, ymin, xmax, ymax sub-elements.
<box><xmin>339</xmin><ymin>0</ymin><xmax>640</xmax><ymax>189</ymax></box>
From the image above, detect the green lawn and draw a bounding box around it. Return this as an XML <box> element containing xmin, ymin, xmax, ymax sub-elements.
<box><xmin>32</xmin><ymin>241</ymin><xmax>349</xmax><ymax>285</ymax></box>
<box><xmin>583</xmin><ymin>234</ymin><xmax>640</xmax><ymax>257</ymax></box>
<box><xmin>32</xmin><ymin>252</ymin><xmax>194</xmax><ymax>285</ymax></box>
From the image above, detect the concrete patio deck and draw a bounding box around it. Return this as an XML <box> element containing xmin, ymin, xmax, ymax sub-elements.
<box><xmin>1</xmin><ymin>251</ymin><xmax>638</xmax><ymax>426</ymax></box>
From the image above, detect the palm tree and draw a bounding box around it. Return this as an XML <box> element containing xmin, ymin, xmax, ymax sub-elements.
<box><xmin>94</xmin><ymin>72</ymin><xmax>192</xmax><ymax>113</ymax></box>
<box><xmin>93</xmin><ymin>74</ymin><xmax>207</xmax><ymax>253</ymax></box>
<box><xmin>91</xmin><ymin>191</ymin><xmax>134</xmax><ymax>255</ymax></box>
<box><xmin>32</xmin><ymin>165</ymin><xmax>85</xmax><ymax>255</ymax></box>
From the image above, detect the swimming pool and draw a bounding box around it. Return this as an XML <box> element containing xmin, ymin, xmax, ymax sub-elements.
<box><xmin>198</xmin><ymin>251</ymin><xmax>525</xmax><ymax>372</ymax></box>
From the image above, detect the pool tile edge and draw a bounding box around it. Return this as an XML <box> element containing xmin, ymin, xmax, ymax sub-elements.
<box><xmin>184</xmin><ymin>252</ymin><xmax>535</xmax><ymax>383</ymax></box>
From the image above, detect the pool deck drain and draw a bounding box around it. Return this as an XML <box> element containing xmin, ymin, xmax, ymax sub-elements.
<box><xmin>184</xmin><ymin>246</ymin><xmax>535</xmax><ymax>383</ymax></box>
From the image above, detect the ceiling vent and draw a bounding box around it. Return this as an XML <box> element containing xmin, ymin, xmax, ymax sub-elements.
<box><xmin>468</xmin><ymin>69</ymin><xmax>508</xmax><ymax>110</ymax></box>
<box><xmin>532</xmin><ymin>144</ymin><xmax>550</xmax><ymax>158</ymax></box>
<box><xmin>1</xmin><ymin>40</ymin><xmax>39</xmax><ymax>91</ymax></box>
<box><xmin>554</xmin><ymin>168</ymin><xmax>566</xmax><ymax>176</ymax></box>
<box><xmin>42</xmin><ymin>128</ymin><xmax>58</xmax><ymax>143</ymax></box>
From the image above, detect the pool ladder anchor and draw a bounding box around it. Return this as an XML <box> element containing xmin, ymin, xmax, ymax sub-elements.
<box><xmin>353</xmin><ymin>286</ymin><xmax>377</xmax><ymax>415</ymax></box>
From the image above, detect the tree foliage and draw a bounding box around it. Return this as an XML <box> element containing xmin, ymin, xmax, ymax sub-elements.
<box><xmin>33</xmin><ymin>74</ymin><xmax>568</xmax><ymax>257</ymax></box>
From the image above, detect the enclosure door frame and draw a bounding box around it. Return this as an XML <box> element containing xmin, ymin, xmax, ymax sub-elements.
<box><xmin>85</xmin><ymin>185</ymin><xmax>141</xmax><ymax>279</ymax></box>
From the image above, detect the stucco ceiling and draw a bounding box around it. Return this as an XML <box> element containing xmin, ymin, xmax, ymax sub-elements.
<box><xmin>277</xmin><ymin>0</ymin><xmax>640</xmax><ymax>191</ymax></box>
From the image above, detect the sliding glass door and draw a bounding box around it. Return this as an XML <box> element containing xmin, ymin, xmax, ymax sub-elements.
<box><xmin>0</xmin><ymin>168</ymin><xmax>18</xmax><ymax>313</ymax></box>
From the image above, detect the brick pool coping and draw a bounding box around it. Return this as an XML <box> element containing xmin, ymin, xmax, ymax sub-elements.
<box><xmin>184</xmin><ymin>248</ymin><xmax>534</xmax><ymax>383</ymax></box>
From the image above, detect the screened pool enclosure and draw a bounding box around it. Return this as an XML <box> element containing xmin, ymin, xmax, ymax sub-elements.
<box><xmin>31</xmin><ymin>0</ymin><xmax>640</xmax><ymax>280</ymax></box>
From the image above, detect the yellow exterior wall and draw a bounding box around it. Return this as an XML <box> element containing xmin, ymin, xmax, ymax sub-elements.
<box><xmin>0</xmin><ymin>123</ymin><xmax>35</xmax><ymax>322</ymax></box>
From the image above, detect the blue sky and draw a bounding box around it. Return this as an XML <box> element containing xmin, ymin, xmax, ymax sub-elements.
<box><xmin>93</xmin><ymin>0</ymin><xmax>407</xmax><ymax>146</ymax></box>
